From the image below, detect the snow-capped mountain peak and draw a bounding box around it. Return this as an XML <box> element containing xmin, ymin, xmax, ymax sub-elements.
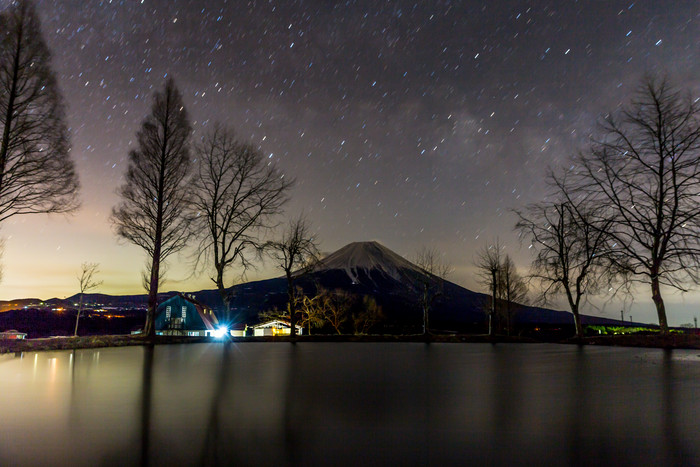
<box><xmin>313</xmin><ymin>241</ymin><xmax>423</xmax><ymax>284</ymax></box>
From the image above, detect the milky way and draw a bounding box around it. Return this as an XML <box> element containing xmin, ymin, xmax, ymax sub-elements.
<box><xmin>1</xmin><ymin>0</ymin><xmax>699</xmax><ymax>324</ymax></box>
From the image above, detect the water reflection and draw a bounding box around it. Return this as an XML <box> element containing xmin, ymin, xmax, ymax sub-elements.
<box><xmin>141</xmin><ymin>344</ymin><xmax>154</xmax><ymax>467</ymax></box>
<box><xmin>200</xmin><ymin>340</ymin><xmax>232</xmax><ymax>466</ymax></box>
<box><xmin>1</xmin><ymin>344</ymin><xmax>700</xmax><ymax>466</ymax></box>
<box><xmin>283</xmin><ymin>342</ymin><xmax>299</xmax><ymax>466</ymax></box>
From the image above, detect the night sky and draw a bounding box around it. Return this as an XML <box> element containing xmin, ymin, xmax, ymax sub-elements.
<box><xmin>2</xmin><ymin>1</ymin><xmax>699</xmax><ymax>324</ymax></box>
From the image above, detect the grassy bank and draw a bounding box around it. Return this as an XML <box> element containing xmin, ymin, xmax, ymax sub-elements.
<box><xmin>574</xmin><ymin>333</ymin><xmax>700</xmax><ymax>349</ymax></box>
<box><xmin>2</xmin><ymin>332</ymin><xmax>699</xmax><ymax>354</ymax></box>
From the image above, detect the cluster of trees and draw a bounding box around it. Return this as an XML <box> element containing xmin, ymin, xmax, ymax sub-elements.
<box><xmin>514</xmin><ymin>76</ymin><xmax>700</xmax><ymax>336</ymax></box>
<box><xmin>110</xmin><ymin>79</ymin><xmax>300</xmax><ymax>338</ymax></box>
<box><xmin>475</xmin><ymin>241</ymin><xmax>528</xmax><ymax>336</ymax></box>
<box><xmin>262</xmin><ymin>286</ymin><xmax>385</xmax><ymax>335</ymax></box>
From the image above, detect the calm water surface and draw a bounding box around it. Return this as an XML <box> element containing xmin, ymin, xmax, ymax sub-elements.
<box><xmin>0</xmin><ymin>343</ymin><xmax>699</xmax><ymax>466</ymax></box>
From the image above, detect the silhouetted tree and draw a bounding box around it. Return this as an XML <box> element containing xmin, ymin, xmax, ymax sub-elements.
<box><xmin>476</xmin><ymin>240</ymin><xmax>503</xmax><ymax>337</ymax></box>
<box><xmin>265</xmin><ymin>215</ymin><xmax>319</xmax><ymax>338</ymax></box>
<box><xmin>515</xmin><ymin>187</ymin><xmax>613</xmax><ymax>338</ymax></box>
<box><xmin>111</xmin><ymin>78</ymin><xmax>193</xmax><ymax>338</ymax></box>
<box><xmin>191</xmin><ymin>125</ymin><xmax>292</xmax><ymax>321</ymax></box>
<box><xmin>571</xmin><ymin>76</ymin><xmax>700</xmax><ymax>334</ymax></box>
<box><xmin>74</xmin><ymin>262</ymin><xmax>102</xmax><ymax>336</ymax></box>
<box><xmin>415</xmin><ymin>246</ymin><xmax>451</xmax><ymax>337</ymax></box>
<box><xmin>353</xmin><ymin>296</ymin><xmax>384</xmax><ymax>335</ymax></box>
<box><xmin>0</xmin><ymin>0</ymin><xmax>79</xmax><ymax>224</ymax></box>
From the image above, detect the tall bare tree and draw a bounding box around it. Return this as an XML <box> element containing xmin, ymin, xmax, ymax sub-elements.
<box><xmin>415</xmin><ymin>246</ymin><xmax>451</xmax><ymax>337</ymax></box>
<box><xmin>515</xmin><ymin>191</ymin><xmax>612</xmax><ymax>338</ymax></box>
<box><xmin>265</xmin><ymin>215</ymin><xmax>319</xmax><ymax>338</ymax></box>
<box><xmin>0</xmin><ymin>0</ymin><xmax>79</xmax><ymax>223</ymax></box>
<box><xmin>475</xmin><ymin>240</ymin><xmax>502</xmax><ymax>337</ymax></box>
<box><xmin>191</xmin><ymin>125</ymin><xmax>292</xmax><ymax>320</ymax></box>
<box><xmin>111</xmin><ymin>78</ymin><xmax>193</xmax><ymax>338</ymax></box>
<box><xmin>74</xmin><ymin>262</ymin><xmax>102</xmax><ymax>336</ymax></box>
<box><xmin>571</xmin><ymin>77</ymin><xmax>700</xmax><ymax>333</ymax></box>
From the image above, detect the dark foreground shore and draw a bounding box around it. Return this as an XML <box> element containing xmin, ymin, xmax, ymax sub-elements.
<box><xmin>2</xmin><ymin>332</ymin><xmax>700</xmax><ymax>354</ymax></box>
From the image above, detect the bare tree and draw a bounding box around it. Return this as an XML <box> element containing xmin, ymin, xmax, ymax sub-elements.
<box><xmin>415</xmin><ymin>246</ymin><xmax>452</xmax><ymax>337</ymax></box>
<box><xmin>191</xmin><ymin>125</ymin><xmax>292</xmax><ymax>320</ymax></box>
<box><xmin>111</xmin><ymin>78</ymin><xmax>193</xmax><ymax>338</ymax></box>
<box><xmin>0</xmin><ymin>0</ymin><xmax>79</xmax><ymax>223</ymax></box>
<box><xmin>497</xmin><ymin>254</ymin><xmax>528</xmax><ymax>336</ymax></box>
<box><xmin>571</xmin><ymin>76</ymin><xmax>700</xmax><ymax>333</ymax></box>
<box><xmin>265</xmin><ymin>215</ymin><xmax>319</xmax><ymax>338</ymax></box>
<box><xmin>259</xmin><ymin>287</ymin><xmax>326</xmax><ymax>335</ymax></box>
<box><xmin>318</xmin><ymin>289</ymin><xmax>352</xmax><ymax>335</ymax></box>
<box><xmin>353</xmin><ymin>295</ymin><xmax>384</xmax><ymax>335</ymax></box>
<box><xmin>475</xmin><ymin>240</ymin><xmax>502</xmax><ymax>337</ymax></box>
<box><xmin>297</xmin><ymin>291</ymin><xmax>327</xmax><ymax>334</ymax></box>
<box><xmin>515</xmin><ymin>192</ymin><xmax>612</xmax><ymax>338</ymax></box>
<box><xmin>74</xmin><ymin>262</ymin><xmax>102</xmax><ymax>336</ymax></box>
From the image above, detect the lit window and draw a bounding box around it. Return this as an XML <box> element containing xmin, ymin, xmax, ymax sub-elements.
<box><xmin>166</xmin><ymin>306</ymin><xmax>171</xmax><ymax>320</ymax></box>
<box><xmin>182</xmin><ymin>306</ymin><xmax>187</xmax><ymax>320</ymax></box>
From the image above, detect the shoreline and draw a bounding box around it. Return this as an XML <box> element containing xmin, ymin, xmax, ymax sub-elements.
<box><xmin>2</xmin><ymin>332</ymin><xmax>700</xmax><ymax>354</ymax></box>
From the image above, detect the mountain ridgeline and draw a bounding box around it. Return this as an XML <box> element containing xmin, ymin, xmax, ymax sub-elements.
<box><xmin>218</xmin><ymin>241</ymin><xmax>489</xmax><ymax>332</ymax></box>
<box><xmin>2</xmin><ymin>241</ymin><xmax>625</xmax><ymax>335</ymax></box>
<box><xmin>211</xmin><ymin>241</ymin><xmax>621</xmax><ymax>333</ymax></box>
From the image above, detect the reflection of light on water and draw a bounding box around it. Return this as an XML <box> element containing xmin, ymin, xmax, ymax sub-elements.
<box><xmin>49</xmin><ymin>358</ymin><xmax>57</xmax><ymax>381</ymax></box>
<box><xmin>48</xmin><ymin>357</ymin><xmax>58</xmax><ymax>397</ymax></box>
<box><xmin>33</xmin><ymin>353</ymin><xmax>38</xmax><ymax>381</ymax></box>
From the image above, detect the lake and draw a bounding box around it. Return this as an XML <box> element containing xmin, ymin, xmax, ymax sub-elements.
<box><xmin>0</xmin><ymin>342</ymin><xmax>699</xmax><ymax>466</ymax></box>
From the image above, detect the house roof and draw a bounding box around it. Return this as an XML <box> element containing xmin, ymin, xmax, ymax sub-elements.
<box><xmin>174</xmin><ymin>293</ymin><xmax>212</xmax><ymax>311</ymax></box>
<box><xmin>156</xmin><ymin>294</ymin><xmax>219</xmax><ymax>331</ymax></box>
<box><xmin>253</xmin><ymin>320</ymin><xmax>302</xmax><ymax>330</ymax></box>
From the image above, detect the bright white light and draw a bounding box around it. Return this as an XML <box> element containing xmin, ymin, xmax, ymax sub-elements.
<box><xmin>212</xmin><ymin>326</ymin><xmax>228</xmax><ymax>338</ymax></box>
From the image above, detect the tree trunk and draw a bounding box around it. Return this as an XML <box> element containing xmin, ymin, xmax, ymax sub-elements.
<box><xmin>215</xmin><ymin>268</ymin><xmax>231</xmax><ymax>323</ymax></box>
<box><xmin>145</xmin><ymin>254</ymin><xmax>160</xmax><ymax>339</ymax></box>
<box><xmin>651</xmin><ymin>274</ymin><xmax>669</xmax><ymax>334</ymax></box>
<box><xmin>571</xmin><ymin>304</ymin><xmax>583</xmax><ymax>339</ymax></box>
<box><xmin>73</xmin><ymin>293</ymin><xmax>84</xmax><ymax>336</ymax></box>
<box><xmin>287</xmin><ymin>271</ymin><xmax>296</xmax><ymax>338</ymax></box>
<box><xmin>489</xmin><ymin>270</ymin><xmax>496</xmax><ymax>337</ymax></box>
<box><xmin>506</xmin><ymin>303</ymin><xmax>511</xmax><ymax>337</ymax></box>
<box><xmin>423</xmin><ymin>284</ymin><xmax>429</xmax><ymax>337</ymax></box>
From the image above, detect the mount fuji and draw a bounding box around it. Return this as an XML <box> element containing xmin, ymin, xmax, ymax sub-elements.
<box><xmin>206</xmin><ymin>241</ymin><xmax>621</xmax><ymax>332</ymax></box>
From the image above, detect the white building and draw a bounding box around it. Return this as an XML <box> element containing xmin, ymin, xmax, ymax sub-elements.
<box><xmin>253</xmin><ymin>320</ymin><xmax>303</xmax><ymax>336</ymax></box>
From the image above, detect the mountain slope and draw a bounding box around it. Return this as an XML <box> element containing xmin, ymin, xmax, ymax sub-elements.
<box><xmin>312</xmin><ymin>241</ymin><xmax>425</xmax><ymax>284</ymax></box>
<box><xmin>223</xmin><ymin>241</ymin><xmax>627</xmax><ymax>332</ymax></box>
